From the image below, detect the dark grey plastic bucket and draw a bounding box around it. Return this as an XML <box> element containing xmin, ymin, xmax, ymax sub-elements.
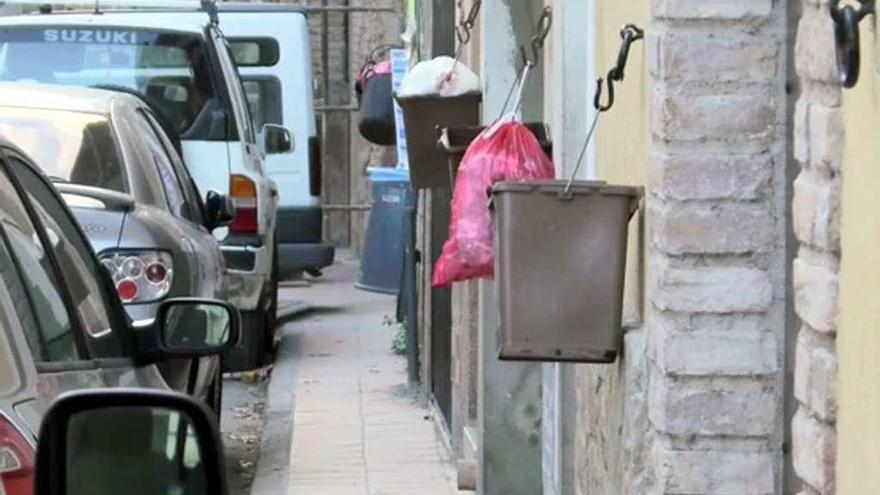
<box><xmin>394</xmin><ymin>92</ymin><xmax>481</xmax><ymax>189</ymax></box>
<box><xmin>438</xmin><ymin>122</ymin><xmax>552</xmax><ymax>183</ymax></box>
<box><xmin>492</xmin><ymin>180</ymin><xmax>643</xmax><ymax>363</ymax></box>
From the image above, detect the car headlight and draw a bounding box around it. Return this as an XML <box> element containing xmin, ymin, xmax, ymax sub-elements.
<box><xmin>99</xmin><ymin>251</ymin><xmax>174</xmax><ymax>304</ymax></box>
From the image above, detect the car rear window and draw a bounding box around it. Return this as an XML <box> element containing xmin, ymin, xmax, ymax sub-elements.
<box><xmin>0</xmin><ymin>107</ymin><xmax>125</xmax><ymax>193</ymax></box>
<box><xmin>230</xmin><ymin>38</ymin><xmax>279</xmax><ymax>66</ymax></box>
<box><xmin>242</xmin><ymin>77</ymin><xmax>282</xmax><ymax>129</ymax></box>
<box><xmin>0</xmin><ymin>26</ymin><xmax>216</xmax><ymax>134</ymax></box>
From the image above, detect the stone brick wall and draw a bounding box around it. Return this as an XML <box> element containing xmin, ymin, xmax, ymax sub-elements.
<box><xmin>300</xmin><ymin>0</ymin><xmax>400</xmax><ymax>250</ymax></box>
<box><xmin>647</xmin><ymin>0</ymin><xmax>790</xmax><ymax>492</ymax></box>
<box><xmin>791</xmin><ymin>1</ymin><xmax>841</xmax><ymax>493</ymax></box>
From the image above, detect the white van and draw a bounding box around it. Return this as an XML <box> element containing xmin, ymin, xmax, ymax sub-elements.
<box><xmin>216</xmin><ymin>3</ymin><xmax>335</xmax><ymax>278</ymax></box>
<box><xmin>0</xmin><ymin>4</ymin><xmax>286</xmax><ymax>371</ymax></box>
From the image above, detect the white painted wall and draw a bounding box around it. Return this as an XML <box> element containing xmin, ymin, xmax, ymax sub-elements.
<box><xmin>542</xmin><ymin>1</ymin><xmax>596</xmax><ymax>493</ymax></box>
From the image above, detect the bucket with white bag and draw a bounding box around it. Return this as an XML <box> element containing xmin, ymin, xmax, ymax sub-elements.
<box><xmin>395</xmin><ymin>56</ymin><xmax>482</xmax><ymax>189</ymax></box>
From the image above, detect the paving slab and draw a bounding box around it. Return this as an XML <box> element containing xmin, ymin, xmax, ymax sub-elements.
<box><xmin>253</xmin><ymin>252</ymin><xmax>467</xmax><ymax>495</ymax></box>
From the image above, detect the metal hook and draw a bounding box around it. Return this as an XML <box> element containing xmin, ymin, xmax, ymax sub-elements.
<box><xmin>594</xmin><ymin>69</ymin><xmax>617</xmax><ymax>112</ymax></box>
<box><xmin>593</xmin><ymin>23</ymin><xmax>644</xmax><ymax>112</ymax></box>
<box><xmin>831</xmin><ymin>0</ymin><xmax>874</xmax><ymax>88</ymax></box>
<box><xmin>455</xmin><ymin>0</ymin><xmax>482</xmax><ymax>48</ymax></box>
<box><xmin>530</xmin><ymin>7</ymin><xmax>553</xmax><ymax>66</ymax></box>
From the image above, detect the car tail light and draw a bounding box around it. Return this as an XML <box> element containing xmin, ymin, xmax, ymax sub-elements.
<box><xmin>229</xmin><ymin>174</ymin><xmax>258</xmax><ymax>235</ymax></box>
<box><xmin>100</xmin><ymin>251</ymin><xmax>174</xmax><ymax>303</ymax></box>
<box><xmin>0</xmin><ymin>416</ymin><xmax>33</xmax><ymax>495</ymax></box>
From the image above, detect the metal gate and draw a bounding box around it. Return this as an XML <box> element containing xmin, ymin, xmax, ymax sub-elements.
<box><xmin>430</xmin><ymin>188</ymin><xmax>453</xmax><ymax>425</ymax></box>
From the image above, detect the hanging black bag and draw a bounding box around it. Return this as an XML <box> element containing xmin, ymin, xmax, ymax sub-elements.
<box><xmin>356</xmin><ymin>47</ymin><xmax>397</xmax><ymax>146</ymax></box>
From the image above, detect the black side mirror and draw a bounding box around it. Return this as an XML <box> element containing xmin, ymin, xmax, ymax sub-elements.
<box><xmin>157</xmin><ymin>298</ymin><xmax>240</xmax><ymax>357</ymax></box>
<box><xmin>204</xmin><ymin>190</ymin><xmax>234</xmax><ymax>231</ymax></box>
<box><xmin>261</xmin><ymin>124</ymin><xmax>294</xmax><ymax>154</ymax></box>
<box><xmin>35</xmin><ymin>389</ymin><xmax>229</xmax><ymax>495</ymax></box>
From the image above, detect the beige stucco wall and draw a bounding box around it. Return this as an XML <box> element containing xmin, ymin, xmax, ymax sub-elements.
<box><xmin>573</xmin><ymin>2</ymin><xmax>651</xmax><ymax>494</ymax></box>
<box><xmin>837</xmin><ymin>16</ymin><xmax>880</xmax><ymax>495</ymax></box>
<box><xmin>595</xmin><ymin>0</ymin><xmax>651</xmax><ymax>325</ymax></box>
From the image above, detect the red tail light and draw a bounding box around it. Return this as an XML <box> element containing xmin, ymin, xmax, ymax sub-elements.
<box><xmin>0</xmin><ymin>416</ymin><xmax>34</xmax><ymax>495</ymax></box>
<box><xmin>101</xmin><ymin>251</ymin><xmax>174</xmax><ymax>304</ymax></box>
<box><xmin>229</xmin><ymin>175</ymin><xmax>258</xmax><ymax>235</ymax></box>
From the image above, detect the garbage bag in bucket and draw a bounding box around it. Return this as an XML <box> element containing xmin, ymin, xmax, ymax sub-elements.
<box><xmin>432</xmin><ymin>122</ymin><xmax>555</xmax><ymax>287</ymax></box>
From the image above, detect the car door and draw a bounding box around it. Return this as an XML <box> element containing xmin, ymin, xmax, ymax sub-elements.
<box><xmin>212</xmin><ymin>26</ymin><xmax>278</xmax><ymax>237</ymax></box>
<box><xmin>138</xmin><ymin>106</ymin><xmax>225</xmax><ymax>301</ymax></box>
<box><xmin>126</xmin><ymin>108</ymin><xmax>224</xmax><ymax>397</ymax></box>
<box><xmin>0</xmin><ymin>149</ymin><xmax>169</xmax><ymax>436</ymax></box>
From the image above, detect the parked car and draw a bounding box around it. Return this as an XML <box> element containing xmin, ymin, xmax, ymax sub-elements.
<box><xmin>0</xmin><ymin>135</ymin><xmax>238</xmax><ymax>491</ymax></box>
<box><xmin>0</xmin><ymin>3</ymin><xmax>290</xmax><ymax>370</ymax></box>
<box><xmin>0</xmin><ymin>83</ymin><xmax>233</xmax><ymax>408</ymax></box>
<box><xmin>218</xmin><ymin>3</ymin><xmax>335</xmax><ymax>278</ymax></box>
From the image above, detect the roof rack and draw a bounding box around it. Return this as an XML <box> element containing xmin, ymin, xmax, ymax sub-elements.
<box><xmin>0</xmin><ymin>0</ymin><xmax>219</xmax><ymax>24</ymax></box>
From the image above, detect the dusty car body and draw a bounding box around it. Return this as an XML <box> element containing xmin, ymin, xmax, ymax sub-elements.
<box><xmin>0</xmin><ymin>134</ymin><xmax>239</xmax><ymax>491</ymax></box>
<box><xmin>0</xmin><ymin>84</ymin><xmax>231</xmax><ymax>406</ymax></box>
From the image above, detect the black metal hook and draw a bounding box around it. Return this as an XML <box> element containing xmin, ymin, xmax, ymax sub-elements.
<box><xmin>518</xmin><ymin>7</ymin><xmax>553</xmax><ymax>68</ymax></box>
<box><xmin>531</xmin><ymin>7</ymin><xmax>553</xmax><ymax>65</ymax></box>
<box><xmin>456</xmin><ymin>0</ymin><xmax>483</xmax><ymax>47</ymax></box>
<box><xmin>831</xmin><ymin>0</ymin><xmax>874</xmax><ymax>88</ymax></box>
<box><xmin>594</xmin><ymin>24</ymin><xmax>644</xmax><ymax>112</ymax></box>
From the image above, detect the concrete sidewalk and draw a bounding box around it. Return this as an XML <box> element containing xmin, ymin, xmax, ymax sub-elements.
<box><xmin>257</xmin><ymin>252</ymin><xmax>464</xmax><ymax>495</ymax></box>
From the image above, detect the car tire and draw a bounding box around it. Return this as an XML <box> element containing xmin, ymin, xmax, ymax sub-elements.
<box><xmin>207</xmin><ymin>366</ymin><xmax>223</xmax><ymax>420</ymax></box>
<box><xmin>223</xmin><ymin>310</ymin><xmax>266</xmax><ymax>372</ymax></box>
<box><xmin>263</xmin><ymin>240</ymin><xmax>279</xmax><ymax>351</ymax></box>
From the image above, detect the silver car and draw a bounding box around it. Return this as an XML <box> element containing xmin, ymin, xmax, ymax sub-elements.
<box><xmin>0</xmin><ymin>84</ymin><xmax>232</xmax><ymax>409</ymax></box>
<box><xmin>0</xmin><ymin>133</ymin><xmax>237</xmax><ymax>489</ymax></box>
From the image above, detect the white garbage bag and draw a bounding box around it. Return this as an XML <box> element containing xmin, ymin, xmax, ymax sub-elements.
<box><xmin>398</xmin><ymin>56</ymin><xmax>480</xmax><ymax>97</ymax></box>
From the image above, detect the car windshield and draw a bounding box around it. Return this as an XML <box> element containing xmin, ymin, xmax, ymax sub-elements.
<box><xmin>0</xmin><ymin>26</ymin><xmax>214</xmax><ymax>133</ymax></box>
<box><xmin>0</xmin><ymin>107</ymin><xmax>125</xmax><ymax>192</ymax></box>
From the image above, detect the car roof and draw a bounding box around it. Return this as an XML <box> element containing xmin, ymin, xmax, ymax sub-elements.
<box><xmin>0</xmin><ymin>82</ymin><xmax>135</xmax><ymax>116</ymax></box>
<box><xmin>0</xmin><ymin>11</ymin><xmax>209</xmax><ymax>33</ymax></box>
<box><xmin>216</xmin><ymin>2</ymin><xmax>306</xmax><ymax>14</ymax></box>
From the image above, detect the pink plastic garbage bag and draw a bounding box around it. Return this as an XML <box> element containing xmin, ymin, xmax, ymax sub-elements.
<box><xmin>432</xmin><ymin>122</ymin><xmax>554</xmax><ymax>287</ymax></box>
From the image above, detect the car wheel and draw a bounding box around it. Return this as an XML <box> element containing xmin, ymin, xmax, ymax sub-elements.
<box><xmin>223</xmin><ymin>311</ymin><xmax>266</xmax><ymax>372</ymax></box>
<box><xmin>263</xmin><ymin>240</ymin><xmax>279</xmax><ymax>351</ymax></box>
<box><xmin>207</xmin><ymin>366</ymin><xmax>223</xmax><ymax>419</ymax></box>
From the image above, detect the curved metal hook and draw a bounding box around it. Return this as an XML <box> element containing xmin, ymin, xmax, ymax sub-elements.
<box><xmin>529</xmin><ymin>7</ymin><xmax>553</xmax><ymax>65</ymax></box>
<box><xmin>455</xmin><ymin>0</ymin><xmax>482</xmax><ymax>49</ymax></box>
<box><xmin>456</xmin><ymin>25</ymin><xmax>471</xmax><ymax>46</ymax></box>
<box><xmin>594</xmin><ymin>69</ymin><xmax>617</xmax><ymax>113</ymax></box>
<box><xmin>593</xmin><ymin>24</ymin><xmax>644</xmax><ymax>112</ymax></box>
<box><xmin>830</xmin><ymin>0</ymin><xmax>874</xmax><ymax>88</ymax></box>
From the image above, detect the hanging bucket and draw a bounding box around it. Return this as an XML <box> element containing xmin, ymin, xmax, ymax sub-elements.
<box><xmin>491</xmin><ymin>180</ymin><xmax>643</xmax><ymax>363</ymax></box>
<box><xmin>437</xmin><ymin>122</ymin><xmax>552</xmax><ymax>184</ymax></box>
<box><xmin>356</xmin><ymin>59</ymin><xmax>396</xmax><ymax>146</ymax></box>
<box><xmin>394</xmin><ymin>91</ymin><xmax>482</xmax><ymax>189</ymax></box>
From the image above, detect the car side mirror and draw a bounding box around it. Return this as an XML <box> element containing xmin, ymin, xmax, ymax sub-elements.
<box><xmin>157</xmin><ymin>299</ymin><xmax>240</xmax><ymax>357</ymax></box>
<box><xmin>204</xmin><ymin>190</ymin><xmax>234</xmax><ymax>231</ymax></box>
<box><xmin>261</xmin><ymin>124</ymin><xmax>294</xmax><ymax>154</ymax></box>
<box><xmin>35</xmin><ymin>389</ymin><xmax>229</xmax><ymax>495</ymax></box>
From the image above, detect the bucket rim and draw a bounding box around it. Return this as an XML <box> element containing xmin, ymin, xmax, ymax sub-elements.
<box><xmin>393</xmin><ymin>90</ymin><xmax>483</xmax><ymax>103</ymax></box>
<box><xmin>437</xmin><ymin>122</ymin><xmax>551</xmax><ymax>152</ymax></box>
<box><xmin>492</xmin><ymin>180</ymin><xmax>644</xmax><ymax>198</ymax></box>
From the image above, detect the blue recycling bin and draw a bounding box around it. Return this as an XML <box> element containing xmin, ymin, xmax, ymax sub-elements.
<box><xmin>357</xmin><ymin>167</ymin><xmax>416</xmax><ymax>294</ymax></box>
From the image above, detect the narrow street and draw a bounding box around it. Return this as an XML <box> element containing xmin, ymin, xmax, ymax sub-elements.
<box><xmin>246</xmin><ymin>252</ymin><xmax>464</xmax><ymax>495</ymax></box>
